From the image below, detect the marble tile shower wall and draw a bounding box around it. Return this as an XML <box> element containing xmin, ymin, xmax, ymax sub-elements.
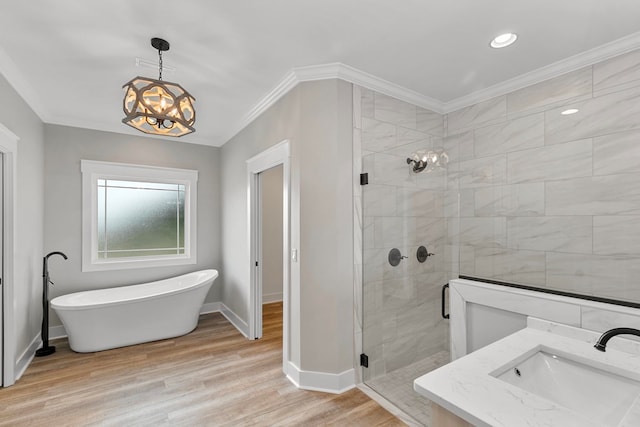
<box><xmin>445</xmin><ymin>48</ymin><xmax>640</xmax><ymax>303</ymax></box>
<box><xmin>358</xmin><ymin>87</ymin><xmax>449</xmax><ymax>380</ymax></box>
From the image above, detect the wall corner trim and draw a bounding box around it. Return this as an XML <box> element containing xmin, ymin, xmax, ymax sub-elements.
<box><xmin>285</xmin><ymin>362</ymin><xmax>356</xmax><ymax>394</ymax></box>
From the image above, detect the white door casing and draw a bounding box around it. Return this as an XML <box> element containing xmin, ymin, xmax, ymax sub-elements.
<box><xmin>0</xmin><ymin>123</ymin><xmax>17</xmax><ymax>387</ymax></box>
<box><xmin>246</xmin><ymin>140</ymin><xmax>291</xmax><ymax>373</ymax></box>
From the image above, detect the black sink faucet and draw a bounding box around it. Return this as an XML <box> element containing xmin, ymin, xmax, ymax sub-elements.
<box><xmin>594</xmin><ymin>327</ymin><xmax>640</xmax><ymax>352</ymax></box>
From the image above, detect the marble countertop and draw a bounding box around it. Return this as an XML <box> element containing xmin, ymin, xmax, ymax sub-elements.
<box><xmin>414</xmin><ymin>318</ymin><xmax>640</xmax><ymax>427</ymax></box>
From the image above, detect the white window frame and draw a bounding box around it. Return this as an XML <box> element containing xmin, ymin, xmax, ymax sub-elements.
<box><xmin>81</xmin><ymin>160</ymin><xmax>198</xmax><ymax>272</ymax></box>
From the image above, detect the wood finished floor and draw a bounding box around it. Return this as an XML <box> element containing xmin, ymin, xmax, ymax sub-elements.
<box><xmin>0</xmin><ymin>302</ymin><xmax>404</xmax><ymax>426</ymax></box>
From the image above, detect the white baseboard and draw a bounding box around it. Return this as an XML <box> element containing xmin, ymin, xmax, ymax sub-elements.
<box><xmin>263</xmin><ymin>292</ymin><xmax>283</xmax><ymax>304</ymax></box>
<box><xmin>285</xmin><ymin>361</ymin><xmax>355</xmax><ymax>394</ymax></box>
<box><xmin>14</xmin><ymin>334</ymin><xmax>40</xmax><ymax>382</ymax></box>
<box><xmin>49</xmin><ymin>324</ymin><xmax>67</xmax><ymax>340</ymax></box>
<box><xmin>200</xmin><ymin>301</ymin><xmax>222</xmax><ymax>314</ymax></box>
<box><xmin>220</xmin><ymin>302</ymin><xmax>249</xmax><ymax>338</ymax></box>
<box><xmin>203</xmin><ymin>301</ymin><xmax>253</xmax><ymax>338</ymax></box>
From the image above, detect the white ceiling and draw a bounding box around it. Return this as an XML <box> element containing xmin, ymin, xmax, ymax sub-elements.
<box><xmin>2</xmin><ymin>1</ymin><xmax>640</xmax><ymax>147</ymax></box>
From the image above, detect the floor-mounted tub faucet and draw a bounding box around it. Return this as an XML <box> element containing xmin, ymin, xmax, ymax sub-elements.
<box><xmin>594</xmin><ymin>327</ymin><xmax>640</xmax><ymax>352</ymax></box>
<box><xmin>36</xmin><ymin>251</ymin><xmax>68</xmax><ymax>357</ymax></box>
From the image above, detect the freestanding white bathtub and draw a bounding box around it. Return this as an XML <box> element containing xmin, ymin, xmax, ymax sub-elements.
<box><xmin>51</xmin><ymin>269</ymin><xmax>218</xmax><ymax>352</ymax></box>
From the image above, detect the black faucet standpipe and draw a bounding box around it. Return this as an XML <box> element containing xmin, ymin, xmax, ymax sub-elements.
<box><xmin>593</xmin><ymin>327</ymin><xmax>640</xmax><ymax>352</ymax></box>
<box><xmin>35</xmin><ymin>251</ymin><xmax>68</xmax><ymax>357</ymax></box>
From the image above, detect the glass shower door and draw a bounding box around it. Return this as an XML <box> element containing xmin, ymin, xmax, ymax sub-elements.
<box><xmin>360</xmin><ymin>130</ymin><xmax>451</xmax><ymax>423</ymax></box>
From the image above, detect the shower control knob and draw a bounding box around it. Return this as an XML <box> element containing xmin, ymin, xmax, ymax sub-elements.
<box><xmin>417</xmin><ymin>246</ymin><xmax>434</xmax><ymax>263</ymax></box>
<box><xmin>388</xmin><ymin>248</ymin><xmax>406</xmax><ymax>267</ymax></box>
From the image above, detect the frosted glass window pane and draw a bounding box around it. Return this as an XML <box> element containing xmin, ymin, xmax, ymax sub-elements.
<box><xmin>178</xmin><ymin>187</ymin><xmax>185</xmax><ymax>248</ymax></box>
<box><xmin>98</xmin><ymin>179</ymin><xmax>185</xmax><ymax>259</ymax></box>
<box><xmin>97</xmin><ymin>186</ymin><xmax>106</xmax><ymax>258</ymax></box>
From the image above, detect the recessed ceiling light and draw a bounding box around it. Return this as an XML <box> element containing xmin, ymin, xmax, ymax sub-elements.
<box><xmin>561</xmin><ymin>108</ymin><xmax>579</xmax><ymax>115</ymax></box>
<box><xmin>490</xmin><ymin>33</ymin><xmax>518</xmax><ymax>49</ymax></box>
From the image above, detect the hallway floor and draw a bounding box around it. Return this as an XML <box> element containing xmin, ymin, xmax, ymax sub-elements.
<box><xmin>0</xmin><ymin>302</ymin><xmax>402</xmax><ymax>426</ymax></box>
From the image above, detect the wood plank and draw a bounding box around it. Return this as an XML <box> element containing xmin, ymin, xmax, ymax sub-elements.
<box><xmin>0</xmin><ymin>302</ymin><xmax>404</xmax><ymax>426</ymax></box>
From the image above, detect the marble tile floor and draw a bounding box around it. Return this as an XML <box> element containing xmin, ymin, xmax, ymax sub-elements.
<box><xmin>366</xmin><ymin>350</ymin><xmax>450</xmax><ymax>426</ymax></box>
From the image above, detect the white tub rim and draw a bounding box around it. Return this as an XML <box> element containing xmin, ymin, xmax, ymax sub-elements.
<box><xmin>51</xmin><ymin>269</ymin><xmax>218</xmax><ymax>311</ymax></box>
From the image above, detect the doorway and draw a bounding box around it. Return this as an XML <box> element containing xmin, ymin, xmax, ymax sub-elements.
<box><xmin>247</xmin><ymin>140</ymin><xmax>291</xmax><ymax>373</ymax></box>
<box><xmin>0</xmin><ymin>123</ymin><xmax>17</xmax><ymax>387</ymax></box>
<box><xmin>259</xmin><ymin>165</ymin><xmax>284</xmax><ymax>306</ymax></box>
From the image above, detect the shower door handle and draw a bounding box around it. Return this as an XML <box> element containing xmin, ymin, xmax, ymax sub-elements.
<box><xmin>441</xmin><ymin>283</ymin><xmax>450</xmax><ymax>319</ymax></box>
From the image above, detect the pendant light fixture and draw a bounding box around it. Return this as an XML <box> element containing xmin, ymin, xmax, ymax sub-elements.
<box><xmin>122</xmin><ymin>38</ymin><xmax>196</xmax><ymax>137</ymax></box>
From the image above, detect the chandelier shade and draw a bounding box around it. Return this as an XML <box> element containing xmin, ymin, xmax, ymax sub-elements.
<box><xmin>122</xmin><ymin>38</ymin><xmax>196</xmax><ymax>137</ymax></box>
<box><xmin>122</xmin><ymin>76</ymin><xmax>196</xmax><ymax>137</ymax></box>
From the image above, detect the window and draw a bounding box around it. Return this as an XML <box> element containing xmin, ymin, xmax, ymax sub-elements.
<box><xmin>82</xmin><ymin>160</ymin><xmax>198</xmax><ymax>272</ymax></box>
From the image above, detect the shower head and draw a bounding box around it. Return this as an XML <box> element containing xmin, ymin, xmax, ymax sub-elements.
<box><xmin>406</xmin><ymin>156</ymin><xmax>427</xmax><ymax>173</ymax></box>
<box><xmin>407</xmin><ymin>149</ymin><xmax>449</xmax><ymax>173</ymax></box>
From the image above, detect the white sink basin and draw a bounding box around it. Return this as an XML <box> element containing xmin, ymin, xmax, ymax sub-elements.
<box><xmin>492</xmin><ymin>348</ymin><xmax>640</xmax><ymax>426</ymax></box>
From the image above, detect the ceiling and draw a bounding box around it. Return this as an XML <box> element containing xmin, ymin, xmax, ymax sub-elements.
<box><xmin>2</xmin><ymin>1</ymin><xmax>640</xmax><ymax>147</ymax></box>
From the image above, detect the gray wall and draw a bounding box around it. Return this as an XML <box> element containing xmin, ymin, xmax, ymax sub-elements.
<box><xmin>261</xmin><ymin>165</ymin><xmax>283</xmax><ymax>302</ymax></box>
<box><xmin>221</xmin><ymin>79</ymin><xmax>354</xmax><ymax>374</ymax></box>
<box><xmin>298</xmin><ymin>80</ymin><xmax>354</xmax><ymax>372</ymax></box>
<box><xmin>43</xmin><ymin>124</ymin><xmax>222</xmax><ymax>327</ymax></box>
<box><xmin>220</xmin><ymin>86</ymin><xmax>301</xmax><ymax>324</ymax></box>
<box><xmin>446</xmin><ymin>48</ymin><xmax>640</xmax><ymax>304</ymax></box>
<box><xmin>0</xmin><ymin>73</ymin><xmax>45</xmax><ymax>368</ymax></box>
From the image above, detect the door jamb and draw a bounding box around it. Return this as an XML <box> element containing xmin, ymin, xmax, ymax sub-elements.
<box><xmin>0</xmin><ymin>123</ymin><xmax>17</xmax><ymax>387</ymax></box>
<box><xmin>247</xmin><ymin>140</ymin><xmax>290</xmax><ymax>370</ymax></box>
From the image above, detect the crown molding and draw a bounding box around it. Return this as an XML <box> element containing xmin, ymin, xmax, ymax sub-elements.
<box><xmin>220</xmin><ymin>62</ymin><xmax>445</xmax><ymax>145</ymax></box>
<box><xmin>224</xmin><ymin>31</ymin><xmax>640</xmax><ymax>143</ymax></box>
<box><xmin>443</xmin><ymin>31</ymin><xmax>640</xmax><ymax>113</ymax></box>
<box><xmin>229</xmin><ymin>69</ymin><xmax>300</xmax><ymax>143</ymax></box>
<box><xmin>4</xmin><ymin>31</ymin><xmax>640</xmax><ymax>147</ymax></box>
<box><xmin>0</xmin><ymin>46</ymin><xmax>50</xmax><ymax>122</ymax></box>
<box><xmin>0</xmin><ymin>122</ymin><xmax>19</xmax><ymax>143</ymax></box>
<box><xmin>318</xmin><ymin>63</ymin><xmax>444</xmax><ymax>113</ymax></box>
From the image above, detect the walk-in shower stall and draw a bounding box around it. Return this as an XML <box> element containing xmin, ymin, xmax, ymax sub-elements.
<box><xmin>355</xmin><ymin>86</ymin><xmax>454</xmax><ymax>424</ymax></box>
